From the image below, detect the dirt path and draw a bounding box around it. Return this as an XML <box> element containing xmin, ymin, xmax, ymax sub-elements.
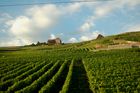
<box><xmin>68</xmin><ymin>59</ymin><xmax>92</xmax><ymax>93</ymax></box>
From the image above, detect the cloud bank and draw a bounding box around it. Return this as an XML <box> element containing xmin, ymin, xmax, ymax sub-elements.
<box><xmin>0</xmin><ymin>0</ymin><xmax>140</xmax><ymax>46</ymax></box>
<box><xmin>78</xmin><ymin>0</ymin><xmax>140</xmax><ymax>42</ymax></box>
<box><xmin>0</xmin><ymin>3</ymin><xmax>83</xmax><ymax>46</ymax></box>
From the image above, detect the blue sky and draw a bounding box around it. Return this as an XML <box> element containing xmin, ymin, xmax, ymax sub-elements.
<box><xmin>0</xmin><ymin>0</ymin><xmax>140</xmax><ymax>46</ymax></box>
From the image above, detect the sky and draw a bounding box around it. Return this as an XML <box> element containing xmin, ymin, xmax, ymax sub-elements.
<box><xmin>0</xmin><ymin>0</ymin><xmax>140</xmax><ymax>46</ymax></box>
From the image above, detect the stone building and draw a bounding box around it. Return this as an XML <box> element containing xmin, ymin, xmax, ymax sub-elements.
<box><xmin>96</xmin><ymin>34</ymin><xmax>104</xmax><ymax>39</ymax></box>
<box><xmin>47</xmin><ymin>38</ymin><xmax>62</xmax><ymax>45</ymax></box>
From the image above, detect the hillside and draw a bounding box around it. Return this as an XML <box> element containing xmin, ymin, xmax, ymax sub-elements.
<box><xmin>0</xmin><ymin>31</ymin><xmax>140</xmax><ymax>52</ymax></box>
<box><xmin>115</xmin><ymin>31</ymin><xmax>140</xmax><ymax>41</ymax></box>
<box><xmin>0</xmin><ymin>31</ymin><xmax>140</xmax><ymax>93</ymax></box>
<box><xmin>77</xmin><ymin>31</ymin><xmax>140</xmax><ymax>49</ymax></box>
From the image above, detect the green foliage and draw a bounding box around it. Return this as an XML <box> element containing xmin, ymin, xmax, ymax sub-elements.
<box><xmin>0</xmin><ymin>43</ymin><xmax>140</xmax><ymax>93</ymax></box>
<box><xmin>60</xmin><ymin>60</ymin><xmax>74</xmax><ymax>93</ymax></box>
<box><xmin>7</xmin><ymin>61</ymin><xmax>53</xmax><ymax>92</ymax></box>
<box><xmin>116</xmin><ymin>31</ymin><xmax>140</xmax><ymax>41</ymax></box>
<box><xmin>1</xmin><ymin>63</ymin><xmax>35</xmax><ymax>82</ymax></box>
<box><xmin>39</xmin><ymin>60</ymin><xmax>68</xmax><ymax>93</ymax></box>
<box><xmin>16</xmin><ymin>61</ymin><xmax>60</xmax><ymax>93</ymax></box>
<box><xmin>83</xmin><ymin>49</ymin><xmax>140</xmax><ymax>93</ymax></box>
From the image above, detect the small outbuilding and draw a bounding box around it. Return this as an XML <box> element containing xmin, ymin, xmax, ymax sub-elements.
<box><xmin>96</xmin><ymin>34</ymin><xmax>104</xmax><ymax>39</ymax></box>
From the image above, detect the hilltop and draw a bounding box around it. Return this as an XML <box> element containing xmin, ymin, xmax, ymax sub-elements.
<box><xmin>0</xmin><ymin>31</ymin><xmax>140</xmax><ymax>51</ymax></box>
<box><xmin>77</xmin><ymin>31</ymin><xmax>140</xmax><ymax>50</ymax></box>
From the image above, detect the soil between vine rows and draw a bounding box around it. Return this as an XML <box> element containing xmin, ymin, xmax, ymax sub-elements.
<box><xmin>68</xmin><ymin>59</ymin><xmax>92</xmax><ymax>93</ymax></box>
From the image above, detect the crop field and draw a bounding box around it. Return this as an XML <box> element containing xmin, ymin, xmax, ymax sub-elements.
<box><xmin>0</xmin><ymin>47</ymin><xmax>140</xmax><ymax>93</ymax></box>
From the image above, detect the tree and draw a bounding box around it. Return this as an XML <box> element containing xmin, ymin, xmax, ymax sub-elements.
<box><xmin>36</xmin><ymin>41</ymin><xmax>41</xmax><ymax>45</ymax></box>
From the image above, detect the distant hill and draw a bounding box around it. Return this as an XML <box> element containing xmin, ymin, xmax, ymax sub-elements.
<box><xmin>78</xmin><ymin>31</ymin><xmax>140</xmax><ymax>49</ymax></box>
<box><xmin>0</xmin><ymin>31</ymin><xmax>140</xmax><ymax>51</ymax></box>
<box><xmin>16</xmin><ymin>31</ymin><xmax>140</xmax><ymax>51</ymax></box>
<box><xmin>114</xmin><ymin>31</ymin><xmax>140</xmax><ymax>41</ymax></box>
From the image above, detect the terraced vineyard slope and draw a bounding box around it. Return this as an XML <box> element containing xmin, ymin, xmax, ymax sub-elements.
<box><xmin>0</xmin><ymin>31</ymin><xmax>140</xmax><ymax>93</ymax></box>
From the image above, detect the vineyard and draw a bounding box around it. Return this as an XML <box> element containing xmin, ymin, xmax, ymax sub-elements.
<box><xmin>0</xmin><ymin>46</ymin><xmax>140</xmax><ymax>93</ymax></box>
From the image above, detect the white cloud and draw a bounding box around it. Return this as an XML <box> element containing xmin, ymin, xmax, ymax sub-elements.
<box><xmin>5</xmin><ymin>4</ymin><xmax>62</xmax><ymax>45</ymax></box>
<box><xmin>49</xmin><ymin>34</ymin><xmax>56</xmax><ymax>39</ymax></box>
<box><xmin>27</xmin><ymin>5</ymin><xmax>61</xmax><ymax>28</ymax></box>
<box><xmin>2</xmin><ymin>3</ymin><xmax>83</xmax><ymax>46</ymax></box>
<box><xmin>93</xmin><ymin>0</ymin><xmax>140</xmax><ymax>19</ymax></box>
<box><xmin>11</xmin><ymin>4</ymin><xmax>61</xmax><ymax>33</ymax></box>
<box><xmin>64</xmin><ymin>3</ymin><xmax>82</xmax><ymax>14</ymax></box>
<box><xmin>60</xmin><ymin>33</ymin><xmax>64</xmax><ymax>36</ymax></box>
<box><xmin>10</xmin><ymin>16</ymin><xmax>32</xmax><ymax>37</ymax></box>
<box><xmin>79</xmin><ymin>0</ymin><xmax>140</xmax><ymax>33</ymax></box>
<box><xmin>79</xmin><ymin>2</ymin><xmax>115</xmax><ymax>32</ymax></box>
<box><xmin>69</xmin><ymin>37</ymin><xmax>78</xmax><ymax>43</ymax></box>
<box><xmin>124</xmin><ymin>24</ymin><xmax>140</xmax><ymax>32</ymax></box>
<box><xmin>91</xmin><ymin>31</ymin><xmax>101</xmax><ymax>38</ymax></box>
<box><xmin>124</xmin><ymin>0</ymin><xmax>140</xmax><ymax>7</ymax></box>
<box><xmin>0</xmin><ymin>38</ymin><xmax>31</xmax><ymax>47</ymax></box>
<box><xmin>95</xmin><ymin>5</ymin><xmax>113</xmax><ymax>17</ymax></box>
<box><xmin>79</xmin><ymin>22</ymin><xmax>94</xmax><ymax>32</ymax></box>
<box><xmin>79</xmin><ymin>31</ymin><xmax>101</xmax><ymax>41</ymax></box>
<box><xmin>0</xmin><ymin>13</ymin><xmax>12</xmax><ymax>24</ymax></box>
<box><xmin>80</xmin><ymin>36</ymin><xmax>89</xmax><ymax>41</ymax></box>
<box><xmin>1</xmin><ymin>29</ymin><xmax>6</xmax><ymax>33</ymax></box>
<box><xmin>1</xmin><ymin>0</ymin><xmax>140</xmax><ymax>46</ymax></box>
